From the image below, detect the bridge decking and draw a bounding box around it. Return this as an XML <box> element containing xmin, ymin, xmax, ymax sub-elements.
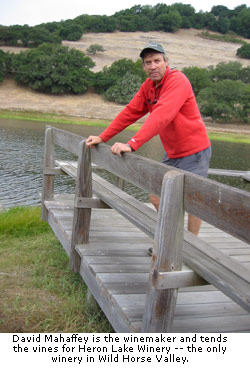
<box><xmin>45</xmin><ymin>194</ymin><xmax>250</xmax><ymax>333</ymax></box>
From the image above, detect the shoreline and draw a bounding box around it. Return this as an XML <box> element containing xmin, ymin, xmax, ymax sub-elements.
<box><xmin>1</xmin><ymin>108</ymin><xmax>250</xmax><ymax>144</ymax></box>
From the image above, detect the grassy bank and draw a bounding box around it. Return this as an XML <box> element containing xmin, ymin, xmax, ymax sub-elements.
<box><xmin>1</xmin><ymin>109</ymin><xmax>250</xmax><ymax>143</ymax></box>
<box><xmin>0</xmin><ymin>206</ymin><xmax>113</xmax><ymax>333</ymax></box>
<box><xmin>0</xmin><ymin>109</ymin><xmax>111</xmax><ymax>128</ymax></box>
<box><xmin>208</xmin><ymin>131</ymin><xmax>250</xmax><ymax>144</ymax></box>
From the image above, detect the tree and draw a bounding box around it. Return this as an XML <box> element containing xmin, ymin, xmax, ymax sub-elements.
<box><xmin>87</xmin><ymin>44</ymin><xmax>106</xmax><ymax>55</ymax></box>
<box><xmin>156</xmin><ymin>11</ymin><xmax>182</xmax><ymax>32</ymax></box>
<box><xmin>197</xmin><ymin>79</ymin><xmax>250</xmax><ymax>123</ymax></box>
<box><xmin>93</xmin><ymin>58</ymin><xmax>147</xmax><ymax>98</ymax></box>
<box><xmin>0</xmin><ymin>50</ymin><xmax>5</xmax><ymax>83</ymax></box>
<box><xmin>230</xmin><ymin>8</ymin><xmax>250</xmax><ymax>38</ymax></box>
<box><xmin>59</xmin><ymin>21</ymin><xmax>83</xmax><ymax>41</ymax></box>
<box><xmin>204</xmin><ymin>12</ymin><xmax>218</xmax><ymax>31</ymax></box>
<box><xmin>104</xmin><ymin>71</ymin><xmax>142</xmax><ymax>104</ymax></box>
<box><xmin>182</xmin><ymin>66</ymin><xmax>211</xmax><ymax>95</ymax></box>
<box><xmin>217</xmin><ymin>16</ymin><xmax>230</xmax><ymax>34</ymax></box>
<box><xmin>239</xmin><ymin>66</ymin><xmax>250</xmax><ymax>84</ymax></box>
<box><xmin>237</xmin><ymin>43</ymin><xmax>250</xmax><ymax>59</ymax></box>
<box><xmin>208</xmin><ymin>61</ymin><xmax>244</xmax><ymax>82</ymax></box>
<box><xmin>12</xmin><ymin>43</ymin><xmax>95</xmax><ymax>94</ymax></box>
<box><xmin>211</xmin><ymin>5</ymin><xmax>230</xmax><ymax>18</ymax></box>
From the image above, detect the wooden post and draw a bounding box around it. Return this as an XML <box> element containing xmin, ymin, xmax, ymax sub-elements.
<box><xmin>117</xmin><ymin>177</ymin><xmax>125</xmax><ymax>190</ymax></box>
<box><xmin>41</xmin><ymin>127</ymin><xmax>55</xmax><ymax>221</ymax></box>
<box><xmin>70</xmin><ymin>140</ymin><xmax>92</xmax><ymax>273</ymax></box>
<box><xmin>141</xmin><ymin>170</ymin><xmax>184</xmax><ymax>332</ymax></box>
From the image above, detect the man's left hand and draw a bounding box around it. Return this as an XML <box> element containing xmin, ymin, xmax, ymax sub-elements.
<box><xmin>110</xmin><ymin>142</ymin><xmax>132</xmax><ymax>156</ymax></box>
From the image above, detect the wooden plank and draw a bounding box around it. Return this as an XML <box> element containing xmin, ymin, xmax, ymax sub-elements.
<box><xmin>208</xmin><ymin>169</ymin><xmax>250</xmax><ymax>177</ymax></box>
<box><xmin>96</xmin><ymin>272</ymin><xmax>149</xmax><ymax>284</ymax></box>
<box><xmin>170</xmin><ymin>315</ymin><xmax>250</xmax><ymax>333</ymax></box>
<box><xmin>92</xmin><ymin>173</ymin><xmax>157</xmax><ymax>239</ymax></box>
<box><xmin>183</xmin><ymin>231</ymin><xmax>250</xmax><ymax>313</ymax></box>
<box><xmin>242</xmin><ymin>174</ymin><xmax>250</xmax><ymax>182</ymax></box>
<box><xmin>90</xmin><ymin>264</ymin><xmax>151</xmax><ymax>273</ymax></box>
<box><xmin>124</xmin><ymin>302</ymin><xmax>249</xmax><ymax>322</ymax></box>
<box><xmin>84</xmin><ymin>256</ymin><xmax>151</xmax><ymax>264</ymax></box>
<box><xmin>41</xmin><ymin>127</ymin><xmax>55</xmax><ymax>221</ymax></box>
<box><xmin>184</xmin><ymin>175</ymin><xmax>250</xmax><ymax>245</ymax></box>
<box><xmin>142</xmin><ymin>171</ymin><xmax>185</xmax><ymax>332</ymax></box>
<box><xmin>43</xmin><ymin>167</ymin><xmax>64</xmax><ymax>175</ymax></box>
<box><xmin>56</xmin><ymin>156</ymin><xmax>250</xmax><ymax>246</ymax></box>
<box><xmin>79</xmin><ymin>253</ymin><xmax>131</xmax><ymax>332</ymax></box>
<box><xmin>47</xmin><ymin>212</ymin><xmax>71</xmax><ymax>256</ymax></box>
<box><xmin>103</xmin><ymin>282</ymin><xmax>148</xmax><ymax>295</ymax></box>
<box><xmin>75</xmin><ymin>197</ymin><xmax>110</xmax><ymax>209</ymax></box>
<box><xmin>155</xmin><ymin>270</ymin><xmax>207</xmax><ymax>289</ymax></box>
<box><xmin>52</xmin><ymin>127</ymin><xmax>83</xmax><ymax>156</ymax></box>
<box><xmin>70</xmin><ymin>140</ymin><xmax>92</xmax><ymax>272</ymax></box>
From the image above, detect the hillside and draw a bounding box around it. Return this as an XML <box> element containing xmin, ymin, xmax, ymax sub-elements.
<box><xmin>1</xmin><ymin>29</ymin><xmax>250</xmax><ymax>122</ymax></box>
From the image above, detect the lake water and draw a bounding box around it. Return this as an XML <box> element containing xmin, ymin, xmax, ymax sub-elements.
<box><xmin>0</xmin><ymin>118</ymin><xmax>249</xmax><ymax>209</ymax></box>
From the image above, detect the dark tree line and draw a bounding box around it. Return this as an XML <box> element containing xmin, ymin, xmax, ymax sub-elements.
<box><xmin>0</xmin><ymin>3</ymin><xmax>250</xmax><ymax>48</ymax></box>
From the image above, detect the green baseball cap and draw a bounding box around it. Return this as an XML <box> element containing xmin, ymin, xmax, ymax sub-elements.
<box><xmin>140</xmin><ymin>42</ymin><xmax>166</xmax><ymax>58</ymax></box>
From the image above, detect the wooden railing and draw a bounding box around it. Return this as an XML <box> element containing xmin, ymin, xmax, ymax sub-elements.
<box><xmin>41</xmin><ymin>126</ymin><xmax>250</xmax><ymax>332</ymax></box>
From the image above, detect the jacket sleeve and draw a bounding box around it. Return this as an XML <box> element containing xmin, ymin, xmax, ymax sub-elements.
<box><xmin>99</xmin><ymin>84</ymin><xmax>149</xmax><ymax>142</ymax></box>
<box><xmin>127</xmin><ymin>72</ymin><xmax>192</xmax><ymax>151</ymax></box>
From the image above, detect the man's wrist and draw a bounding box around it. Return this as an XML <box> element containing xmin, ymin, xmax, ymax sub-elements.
<box><xmin>126</xmin><ymin>143</ymin><xmax>134</xmax><ymax>152</ymax></box>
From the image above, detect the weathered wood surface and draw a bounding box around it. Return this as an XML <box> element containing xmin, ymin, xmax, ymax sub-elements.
<box><xmin>208</xmin><ymin>168</ymin><xmax>250</xmax><ymax>181</ymax></box>
<box><xmin>142</xmin><ymin>171</ymin><xmax>185</xmax><ymax>332</ymax></box>
<box><xmin>55</xmin><ymin>155</ymin><xmax>250</xmax><ymax>245</ymax></box>
<box><xmin>70</xmin><ymin>140</ymin><xmax>92</xmax><ymax>272</ymax></box>
<box><xmin>44</xmin><ymin>196</ymin><xmax>250</xmax><ymax>333</ymax></box>
<box><xmin>53</xmin><ymin>160</ymin><xmax>250</xmax><ymax>314</ymax></box>
<box><xmin>41</xmin><ymin>127</ymin><xmax>55</xmax><ymax>221</ymax></box>
<box><xmin>42</xmin><ymin>127</ymin><xmax>250</xmax><ymax>333</ymax></box>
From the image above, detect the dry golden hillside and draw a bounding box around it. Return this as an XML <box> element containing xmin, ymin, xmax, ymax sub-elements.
<box><xmin>1</xmin><ymin>29</ymin><xmax>250</xmax><ymax>122</ymax></box>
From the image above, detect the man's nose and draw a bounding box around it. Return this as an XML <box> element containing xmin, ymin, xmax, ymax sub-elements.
<box><xmin>150</xmin><ymin>62</ymin><xmax>157</xmax><ymax>69</ymax></box>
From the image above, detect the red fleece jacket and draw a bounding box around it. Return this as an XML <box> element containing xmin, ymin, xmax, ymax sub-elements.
<box><xmin>99</xmin><ymin>67</ymin><xmax>211</xmax><ymax>158</ymax></box>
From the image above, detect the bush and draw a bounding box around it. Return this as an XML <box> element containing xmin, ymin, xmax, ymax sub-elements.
<box><xmin>93</xmin><ymin>58</ymin><xmax>147</xmax><ymax>96</ymax></box>
<box><xmin>182</xmin><ymin>66</ymin><xmax>211</xmax><ymax>95</ymax></box>
<box><xmin>237</xmin><ymin>43</ymin><xmax>250</xmax><ymax>59</ymax></box>
<box><xmin>12</xmin><ymin>43</ymin><xmax>95</xmax><ymax>94</ymax></box>
<box><xmin>87</xmin><ymin>44</ymin><xmax>106</xmax><ymax>55</ymax></box>
<box><xmin>197</xmin><ymin>79</ymin><xmax>250</xmax><ymax>123</ymax></box>
<box><xmin>59</xmin><ymin>21</ymin><xmax>83</xmax><ymax>41</ymax></box>
<box><xmin>0</xmin><ymin>50</ymin><xmax>5</xmax><ymax>83</ymax></box>
<box><xmin>104</xmin><ymin>71</ymin><xmax>142</xmax><ymax>104</ymax></box>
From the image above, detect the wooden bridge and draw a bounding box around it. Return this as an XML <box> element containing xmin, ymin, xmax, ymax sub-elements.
<box><xmin>41</xmin><ymin>126</ymin><xmax>250</xmax><ymax>333</ymax></box>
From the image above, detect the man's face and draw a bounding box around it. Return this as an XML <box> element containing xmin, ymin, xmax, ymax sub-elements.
<box><xmin>143</xmin><ymin>52</ymin><xmax>168</xmax><ymax>84</ymax></box>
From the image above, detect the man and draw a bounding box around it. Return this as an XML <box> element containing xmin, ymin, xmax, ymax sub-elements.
<box><xmin>86</xmin><ymin>42</ymin><xmax>211</xmax><ymax>236</ymax></box>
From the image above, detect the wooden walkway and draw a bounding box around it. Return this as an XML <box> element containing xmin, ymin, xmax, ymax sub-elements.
<box><xmin>41</xmin><ymin>126</ymin><xmax>250</xmax><ymax>333</ymax></box>
<box><xmin>45</xmin><ymin>194</ymin><xmax>250</xmax><ymax>333</ymax></box>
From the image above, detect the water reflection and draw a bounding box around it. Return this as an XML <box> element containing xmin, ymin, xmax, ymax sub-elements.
<box><xmin>0</xmin><ymin>118</ymin><xmax>249</xmax><ymax>209</ymax></box>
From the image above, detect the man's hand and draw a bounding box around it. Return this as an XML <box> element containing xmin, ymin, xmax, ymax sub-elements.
<box><xmin>111</xmin><ymin>142</ymin><xmax>132</xmax><ymax>156</ymax></box>
<box><xmin>86</xmin><ymin>136</ymin><xmax>103</xmax><ymax>148</ymax></box>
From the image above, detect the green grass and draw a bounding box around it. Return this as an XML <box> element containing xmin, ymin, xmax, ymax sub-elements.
<box><xmin>0</xmin><ymin>109</ymin><xmax>111</xmax><ymax>128</ymax></box>
<box><xmin>208</xmin><ymin>131</ymin><xmax>250</xmax><ymax>144</ymax></box>
<box><xmin>0</xmin><ymin>206</ymin><xmax>113</xmax><ymax>333</ymax></box>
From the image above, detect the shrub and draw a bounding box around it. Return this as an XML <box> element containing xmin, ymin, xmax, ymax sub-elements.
<box><xmin>197</xmin><ymin>79</ymin><xmax>250</xmax><ymax>123</ymax></box>
<box><xmin>237</xmin><ymin>43</ymin><xmax>250</xmax><ymax>59</ymax></box>
<box><xmin>182</xmin><ymin>66</ymin><xmax>211</xmax><ymax>95</ymax></box>
<box><xmin>104</xmin><ymin>71</ymin><xmax>142</xmax><ymax>104</ymax></box>
<box><xmin>12</xmin><ymin>43</ymin><xmax>95</xmax><ymax>94</ymax></box>
<box><xmin>87</xmin><ymin>44</ymin><xmax>106</xmax><ymax>55</ymax></box>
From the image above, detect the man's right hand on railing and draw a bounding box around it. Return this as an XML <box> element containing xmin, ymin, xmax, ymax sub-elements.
<box><xmin>86</xmin><ymin>136</ymin><xmax>103</xmax><ymax>148</ymax></box>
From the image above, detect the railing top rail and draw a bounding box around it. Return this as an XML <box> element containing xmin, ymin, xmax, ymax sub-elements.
<box><xmin>49</xmin><ymin>126</ymin><xmax>250</xmax><ymax>244</ymax></box>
